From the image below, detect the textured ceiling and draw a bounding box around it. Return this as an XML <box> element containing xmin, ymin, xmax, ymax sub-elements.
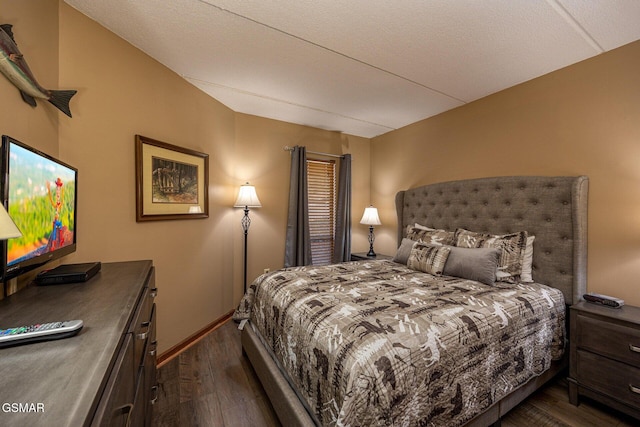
<box><xmin>64</xmin><ymin>0</ymin><xmax>640</xmax><ymax>138</ymax></box>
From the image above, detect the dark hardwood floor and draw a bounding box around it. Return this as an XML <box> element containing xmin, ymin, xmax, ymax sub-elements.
<box><xmin>152</xmin><ymin>320</ymin><xmax>637</xmax><ymax>427</ymax></box>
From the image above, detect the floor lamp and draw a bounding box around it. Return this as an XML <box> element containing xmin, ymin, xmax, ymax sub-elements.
<box><xmin>234</xmin><ymin>183</ymin><xmax>261</xmax><ymax>293</ymax></box>
<box><xmin>0</xmin><ymin>204</ymin><xmax>22</xmax><ymax>298</ymax></box>
<box><xmin>360</xmin><ymin>206</ymin><xmax>381</xmax><ymax>257</ymax></box>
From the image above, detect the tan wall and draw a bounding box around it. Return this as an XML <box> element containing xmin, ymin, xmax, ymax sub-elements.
<box><xmin>372</xmin><ymin>40</ymin><xmax>640</xmax><ymax>306</ymax></box>
<box><xmin>233</xmin><ymin>114</ymin><xmax>371</xmax><ymax>284</ymax></box>
<box><xmin>0</xmin><ymin>0</ymin><xmax>58</xmax><ymax>161</ymax></box>
<box><xmin>0</xmin><ymin>1</ymin><xmax>370</xmax><ymax>353</ymax></box>
<box><xmin>56</xmin><ymin>4</ymin><xmax>370</xmax><ymax>354</ymax></box>
<box><xmin>0</xmin><ymin>0</ymin><xmax>60</xmax><ymax>297</ymax></box>
<box><xmin>57</xmin><ymin>3</ymin><xmax>238</xmax><ymax>353</ymax></box>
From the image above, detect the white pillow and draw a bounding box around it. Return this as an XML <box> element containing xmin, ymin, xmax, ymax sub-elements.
<box><xmin>414</xmin><ymin>223</ymin><xmax>432</xmax><ymax>230</ymax></box>
<box><xmin>520</xmin><ymin>235</ymin><xmax>535</xmax><ymax>282</ymax></box>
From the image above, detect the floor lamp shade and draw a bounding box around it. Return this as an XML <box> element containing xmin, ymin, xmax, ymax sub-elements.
<box><xmin>234</xmin><ymin>183</ymin><xmax>262</xmax><ymax>208</ymax></box>
<box><xmin>235</xmin><ymin>183</ymin><xmax>261</xmax><ymax>294</ymax></box>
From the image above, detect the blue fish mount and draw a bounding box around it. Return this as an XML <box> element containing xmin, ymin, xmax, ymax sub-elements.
<box><xmin>0</xmin><ymin>24</ymin><xmax>77</xmax><ymax>117</ymax></box>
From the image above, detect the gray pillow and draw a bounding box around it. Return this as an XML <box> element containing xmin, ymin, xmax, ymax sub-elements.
<box><xmin>443</xmin><ymin>246</ymin><xmax>501</xmax><ymax>285</ymax></box>
<box><xmin>454</xmin><ymin>228</ymin><xmax>528</xmax><ymax>283</ymax></box>
<box><xmin>393</xmin><ymin>238</ymin><xmax>416</xmax><ymax>264</ymax></box>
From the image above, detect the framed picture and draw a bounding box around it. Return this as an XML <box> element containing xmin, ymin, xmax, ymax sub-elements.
<box><xmin>135</xmin><ymin>135</ymin><xmax>209</xmax><ymax>221</ymax></box>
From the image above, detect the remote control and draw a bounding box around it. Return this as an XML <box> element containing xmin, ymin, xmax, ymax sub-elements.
<box><xmin>583</xmin><ymin>293</ymin><xmax>625</xmax><ymax>308</ymax></box>
<box><xmin>0</xmin><ymin>320</ymin><xmax>83</xmax><ymax>348</ymax></box>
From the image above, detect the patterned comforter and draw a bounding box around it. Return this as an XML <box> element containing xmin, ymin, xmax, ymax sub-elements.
<box><xmin>234</xmin><ymin>260</ymin><xmax>566</xmax><ymax>427</ymax></box>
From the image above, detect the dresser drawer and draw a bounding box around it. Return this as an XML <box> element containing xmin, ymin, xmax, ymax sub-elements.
<box><xmin>129</xmin><ymin>271</ymin><xmax>157</xmax><ymax>368</ymax></box>
<box><xmin>576</xmin><ymin>314</ymin><xmax>640</xmax><ymax>367</ymax></box>
<box><xmin>93</xmin><ymin>334</ymin><xmax>136</xmax><ymax>426</ymax></box>
<box><xmin>577</xmin><ymin>349</ymin><xmax>640</xmax><ymax>409</ymax></box>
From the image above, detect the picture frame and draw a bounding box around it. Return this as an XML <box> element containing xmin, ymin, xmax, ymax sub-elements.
<box><xmin>135</xmin><ymin>135</ymin><xmax>209</xmax><ymax>221</ymax></box>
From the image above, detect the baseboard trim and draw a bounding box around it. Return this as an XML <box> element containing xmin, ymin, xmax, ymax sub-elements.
<box><xmin>157</xmin><ymin>309</ymin><xmax>234</xmax><ymax>368</ymax></box>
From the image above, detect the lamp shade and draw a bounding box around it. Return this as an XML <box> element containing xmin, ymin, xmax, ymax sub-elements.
<box><xmin>0</xmin><ymin>205</ymin><xmax>21</xmax><ymax>240</ymax></box>
<box><xmin>234</xmin><ymin>183</ymin><xmax>262</xmax><ymax>208</ymax></box>
<box><xmin>360</xmin><ymin>206</ymin><xmax>381</xmax><ymax>226</ymax></box>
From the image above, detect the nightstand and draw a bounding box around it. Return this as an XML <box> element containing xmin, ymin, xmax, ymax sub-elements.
<box><xmin>568</xmin><ymin>301</ymin><xmax>640</xmax><ymax>420</ymax></box>
<box><xmin>350</xmin><ymin>252</ymin><xmax>392</xmax><ymax>261</ymax></box>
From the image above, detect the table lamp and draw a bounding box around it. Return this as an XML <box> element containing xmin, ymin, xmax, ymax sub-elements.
<box><xmin>360</xmin><ymin>206</ymin><xmax>381</xmax><ymax>257</ymax></box>
<box><xmin>0</xmin><ymin>204</ymin><xmax>21</xmax><ymax>297</ymax></box>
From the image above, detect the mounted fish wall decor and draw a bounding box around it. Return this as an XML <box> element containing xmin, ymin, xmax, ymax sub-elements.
<box><xmin>0</xmin><ymin>24</ymin><xmax>76</xmax><ymax>117</ymax></box>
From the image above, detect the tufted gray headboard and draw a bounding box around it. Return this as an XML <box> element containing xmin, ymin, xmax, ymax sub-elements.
<box><xmin>395</xmin><ymin>176</ymin><xmax>588</xmax><ymax>305</ymax></box>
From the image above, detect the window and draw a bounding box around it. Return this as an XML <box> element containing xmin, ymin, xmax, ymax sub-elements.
<box><xmin>307</xmin><ymin>159</ymin><xmax>336</xmax><ymax>265</ymax></box>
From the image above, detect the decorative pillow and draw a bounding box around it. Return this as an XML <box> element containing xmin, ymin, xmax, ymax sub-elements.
<box><xmin>454</xmin><ymin>228</ymin><xmax>528</xmax><ymax>283</ymax></box>
<box><xmin>407</xmin><ymin>242</ymin><xmax>451</xmax><ymax>276</ymax></box>
<box><xmin>393</xmin><ymin>238</ymin><xmax>417</xmax><ymax>264</ymax></box>
<box><xmin>520</xmin><ymin>235</ymin><xmax>535</xmax><ymax>282</ymax></box>
<box><xmin>405</xmin><ymin>225</ymin><xmax>456</xmax><ymax>246</ymax></box>
<box><xmin>443</xmin><ymin>246</ymin><xmax>501</xmax><ymax>285</ymax></box>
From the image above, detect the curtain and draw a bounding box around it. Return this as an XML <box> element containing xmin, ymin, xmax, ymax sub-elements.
<box><xmin>284</xmin><ymin>146</ymin><xmax>312</xmax><ymax>267</ymax></box>
<box><xmin>332</xmin><ymin>154</ymin><xmax>351</xmax><ymax>263</ymax></box>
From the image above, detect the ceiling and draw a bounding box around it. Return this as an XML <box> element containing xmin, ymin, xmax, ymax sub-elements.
<box><xmin>63</xmin><ymin>0</ymin><xmax>640</xmax><ymax>138</ymax></box>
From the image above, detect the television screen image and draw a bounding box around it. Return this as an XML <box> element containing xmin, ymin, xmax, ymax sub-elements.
<box><xmin>1</xmin><ymin>136</ymin><xmax>78</xmax><ymax>280</ymax></box>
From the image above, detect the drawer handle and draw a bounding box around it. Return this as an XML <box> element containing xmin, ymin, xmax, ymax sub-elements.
<box><xmin>150</xmin><ymin>287</ymin><xmax>158</xmax><ymax>298</ymax></box>
<box><xmin>630</xmin><ymin>344</ymin><xmax>640</xmax><ymax>353</ymax></box>
<box><xmin>150</xmin><ymin>385</ymin><xmax>159</xmax><ymax>405</ymax></box>
<box><xmin>116</xmin><ymin>403</ymin><xmax>134</xmax><ymax>427</ymax></box>
<box><xmin>149</xmin><ymin>340</ymin><xmax>157</xmax><ymax>356</ymax></box>
<box><xmin>631</xmin><ymin>384</ymin><xmax>640</xmax><ymax>395</ymax></box>
<box><xmin>137</xmin><ymin>321</ymin><xmax>150</xmax><ymax>340</ymax></box>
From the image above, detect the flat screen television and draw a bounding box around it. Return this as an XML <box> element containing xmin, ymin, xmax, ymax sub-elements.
<box><xmin>0</xmin><ymin>135</ymin><xmax>78</xmax><ymax>281</ymax></box>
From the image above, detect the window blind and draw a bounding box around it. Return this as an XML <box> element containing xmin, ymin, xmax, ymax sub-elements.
<box><xmin>307</xmin><ymin>159</ymin><xmax>336</xmax><ymax>265</ymax></box>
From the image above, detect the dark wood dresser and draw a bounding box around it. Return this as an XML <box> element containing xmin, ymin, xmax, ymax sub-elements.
<box><xmin>569</xmin><ymin>301</ymin><xmax>640</xmax><ymax>420</ymax></box>
<box><xmin>0</xmin><ymin>260</ymin><xmax>157</xmax><ymax>427</ymax></box>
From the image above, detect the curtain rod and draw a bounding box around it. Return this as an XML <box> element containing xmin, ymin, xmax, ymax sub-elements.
<box><xmin>283</xmin><ymin>145</ymin><xmax>345</xmax><ymax>159</ymax></box>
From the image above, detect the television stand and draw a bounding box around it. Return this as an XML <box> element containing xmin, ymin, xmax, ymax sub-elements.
<box><xmin>0</xmin><ymin>260</ymin><xmax>157</xmax><ymax>426</ymax></box>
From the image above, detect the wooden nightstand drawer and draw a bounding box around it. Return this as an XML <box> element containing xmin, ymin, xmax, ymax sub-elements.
<box><xmin>576</xmin><ymin>314</ymin><xmax>640</xmax><ymax>367</ymax></box>
<box><xmin>569</xmin><ymin>302</ymin><xmax>640</xmax><ymax>419</ymax></box>
<box><xmin>577</xmin><ymin>349</ymin><xmax>640</xmax><ymax>409</ymax></box>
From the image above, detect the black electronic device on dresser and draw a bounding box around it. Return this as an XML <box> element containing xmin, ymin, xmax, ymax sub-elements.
<box><xmin>35</xmin><ymin>261</ymin><xmax>101</xmax><ymax>285</ymax></box>
<box><xmin>569</xmin><ymin>301</ymin><xmax>640</xmax><ymax>420</ymax></box>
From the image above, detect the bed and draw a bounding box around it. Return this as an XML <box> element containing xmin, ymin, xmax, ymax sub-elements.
<box><xmin>235</xmin><ymin>175</ymin><xmax>588</xmax><ymax>426</ymax></box>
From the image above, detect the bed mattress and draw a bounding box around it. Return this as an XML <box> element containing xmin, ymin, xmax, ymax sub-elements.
<box><xmin>234</xmin><ymin>259</ymin><xmax>566</xmax><ymax>426</ymax></box>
